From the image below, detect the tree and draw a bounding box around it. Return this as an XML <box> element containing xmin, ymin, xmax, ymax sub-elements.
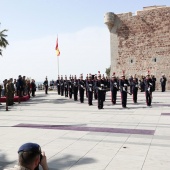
<box><xmin>105</xmin><ymin>66</ymin><xmax>111</xmax><ymax>77</ymax></box>
<box><xmin>0</xmin><ymin>25</ymin><xmax>9</xmax><ymax>56</ymax></box>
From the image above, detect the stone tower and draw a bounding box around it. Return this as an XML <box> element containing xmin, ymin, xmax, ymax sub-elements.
<box><xmin>104</xmin><ymin>6</ymin><xmax>170</xmax><ymax>90</ymax></box>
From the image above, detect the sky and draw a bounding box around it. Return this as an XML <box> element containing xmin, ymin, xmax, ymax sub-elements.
<box><xmin>0</xmin><ymin>0</ymin><xmax>170</xmax><ymax>82</ymax></box>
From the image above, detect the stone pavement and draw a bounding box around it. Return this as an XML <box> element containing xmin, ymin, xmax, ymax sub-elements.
<box><xmin>0</xmin><ymin>90</ymin><xmax>170</xmax><ymax>170</ymax></box>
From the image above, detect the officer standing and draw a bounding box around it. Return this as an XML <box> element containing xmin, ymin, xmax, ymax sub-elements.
<box><xmin>68</xmin><ymin>75</ymin><xmax>73</xmax><ymax>99</ymax></box>
<box><xmin>119</xmin><ymin>74</ymin><xmax>130</xmax><ymax>108</ymax></box>
<box><xmin>56</xmin><ymin>76</ymin><xmax>61</xmax><ymax>95</ymax></box>
<box><xmin>78</xmin><ymin>74</ymin><xmax>85</xmax><ymax>103</ymax></box>
<box><xmin>110</xmin><ymin>74</ymin><xmax>119</xmax><ymax>104</ymax></box>
<box><xmin>73</xmin><ymin>75</ymin><xmax>78</xmax><ymax>101</ymax></box>
<box><xmin>43</xmin><ymin>77</ymin><xmax>48</xmax><ymax>94</ymax></box>
<box><xmin>60</xmin><ymin>76</ymin><xmax>64</xmax><ymax>96</ymax></box>
<box><xmin>144</xmin><ymin>74</ymin><xmax>153</xmax><ymax>106</ymax></box>
<box><xmin>151</xmin><ymin>75</ymin><xmax>156</xmax><ymax>92</ymax></box>
<box><xmin>86</xmin><ymin>74</ymin><xmax>94</xmax><ymax>105</ymax></box>
<box><xmin>96</xmin><ymin>73</ymin><xmax>105</xmax><ymax>109</ymax></box>
<box><xmin>93</xmin><ymin>74</ymin><xmax>98</xmax><ymax>100</ymax></box>
<box><xmin>64</xmin><ymin>75</ymin><xmax>68</xmax><ymax>97</ymax></box>
<box><xmin>160</xmin><ymin>74</ymin><xmax>167</xmax><ymax>92</ymax></box>
<box><xmin>131</xmin><ymin>77</ymin><xmax>138</xmax><ymax>103</ymax></box>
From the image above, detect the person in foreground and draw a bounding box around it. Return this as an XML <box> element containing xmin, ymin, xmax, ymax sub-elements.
<box><xmin>5</xmin><ymin>142</ymin><xmax>48</xmax><ymax>170</ymax></box>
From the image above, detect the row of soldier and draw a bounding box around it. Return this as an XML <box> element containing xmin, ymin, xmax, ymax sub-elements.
<box><xmin>54</xmin><ymin>72</ymin><xmax>167</xmax><ymax>109</ymax></box>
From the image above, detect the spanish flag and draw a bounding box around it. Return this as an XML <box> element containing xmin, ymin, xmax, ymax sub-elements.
<box><xmin>55</xmin><ymin>37</ymin><xmax>60</xmax><ymax>56</ymax></box>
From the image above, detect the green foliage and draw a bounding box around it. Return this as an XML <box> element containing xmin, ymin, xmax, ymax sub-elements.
<box><xmin>105</xmin><ymin>66</ymin><xmax>111</xmax><ymax>77</ymax></box>
<box><xmin>0</xmin><ymin>24</ymin><xmax>9</xmax><ymax>56</ymax></box>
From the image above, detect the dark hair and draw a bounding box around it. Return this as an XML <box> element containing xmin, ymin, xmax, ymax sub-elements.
<box><xmin>19</xmin><ymin>151</ymin><xmax>40</xmax><ymax>166</ymax></box>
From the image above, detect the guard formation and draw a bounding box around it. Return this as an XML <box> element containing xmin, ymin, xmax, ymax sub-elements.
<box><xmin>54</xmin><ymin>71</ymin><xmax>168</xmax><ymax>109</ymax></box>
<box><xmin>0</xmin><ymin>72</ymin><xmax>168</xmax><ymax>110</ymax></box>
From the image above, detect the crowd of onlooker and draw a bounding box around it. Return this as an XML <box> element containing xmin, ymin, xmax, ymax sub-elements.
<box><xmin>0</xmin><ymin>75</ymin><xmax>37</xmax><ymax>106</ymax></box>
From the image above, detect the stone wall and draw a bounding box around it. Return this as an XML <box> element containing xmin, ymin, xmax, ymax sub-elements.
<box><xmin>107</xmin><ymin>6</ymin><xmax>170</xmax><ymax>90</ymax></box>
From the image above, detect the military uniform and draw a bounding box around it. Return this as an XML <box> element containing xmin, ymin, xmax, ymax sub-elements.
<box><xmin>119</xmin><ymin>75</ymin><xmax>130</xmax><ymax>108</ymax></box>
<box><xmin>10</xmin><ymin>78</ymin><xmax>15</xmax><ymax>104</ymax></box>
<box><xmin>68</xmin><ymin>76</ymin><xmax>73</xmax><ymax>99</ymax></box>
<box><xmin>56</xmin><ymin>76</ymin><xmax>61</xmax><ymax>95</ymax></box>
<box><xmin>73</xmin><ymin>76</ymin><xmax>78</xmax><ymax>101</ymax></box>
<box><xmin>151</xmin><ymin>75</ymin><xmax>156</xmax><ymax>92</ymax></box>
<box><xmin>43</xmin><ymin>77</ymin><xmax>48</xmax><ymax>94</ymax></box>
<box><xmin>131</xmin><ymin>78</ymin><xmax>138</xmax><ymax>103</ymax></box>
<box><xmin>144</xmin><ymin>75</ymin><xmax>153</xmax><ymax>106</ymax></box>
<box><xmin>6</xmin><ymin>80</ymin><xmax>13</xmax><ymax>106</ymax></box>
<box><xmin>64</xmin><ymin>76</ymin><xmax>68</xmax><ymax>97</ymax></box>
<box><xmin>78</xmin><ymin>74</ymin><xmax>85</xmax><ymax>103</ymax></box>
<box><xmin>93</xmin><ymin>75</ymin><xmax>98</xmax><ymax>100</ymax></box>
<box><xmin>96</xmin><ymin>74</ymin><xmax>105</xmax><ymax>109</ymax></box>
<box><xmin>60</xmin><ymin>76</ymin><xmax>64</xmax><ymax>96</ymax></box>
<box><xmin>86</xmin><ymin>75</ymin><xmax>94</xmax><ymax>105</ymax></box>
<box><xmin>110</xmin><ymin>75</ymin><xmax>119</xmax><ymax>104</ymax></box>
<box><xmin>160</xmin><ymin>74</ymin><xmax>167</xmax><ymax>92</ymax></box>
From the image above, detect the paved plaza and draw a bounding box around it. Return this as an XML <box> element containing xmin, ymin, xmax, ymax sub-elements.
<box><xmin>0</xmin><ymin>90</ymin><xmax>170</xmax><ymax>170</ymax></box>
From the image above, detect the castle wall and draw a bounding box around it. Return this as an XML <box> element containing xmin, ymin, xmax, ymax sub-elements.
<box><xmin>108</xmin><ymin>7</ymin><xmax>170</xmax><ymax>90</ymax></box>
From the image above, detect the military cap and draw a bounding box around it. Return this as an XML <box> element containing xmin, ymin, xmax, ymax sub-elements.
<box><xmin>18</xmin><ymin>143</ymin><xmax>41</xmax><ymax>154</ymax></box>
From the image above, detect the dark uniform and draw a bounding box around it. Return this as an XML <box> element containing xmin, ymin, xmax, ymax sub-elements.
<box><xmin>10</xmin><ymin>78</ymin><xmax>15</xmax><ymax>104</ymax></box>
<box><xmin>144</xmin><ymin>75</ymin><xmax>153</xmax><ymax>106</ymax></box>
<box><xmin>86</xmin><ymin>75</ymin><xmax>94</xmax><ymax>105</ymax></box>
<box><xmin>78</xmin><ymin>75</ymin><xmax>85</xmax><ymax>103</ymax></box>
<box><xmin>56</xmin><ymin>76</ymin><xmax>61</xmax><ymax>95</ymax></box>
<box><xmin>73</xmin><ymin>76</ymin><xmax>78</xmax><ymax>101</ymax></box>
<box><xmin>151</xmin><ymin>75</ymin><xmax>156</xmax><ymax>92</ymax></box>
<box><xmin>93</xmin><ymin>75</ymin><xmax>98</xmax><ymax>100</ymax></box>
<box><xmin>139</xmin><ymin>75</ymin><xmax>145</xmax><ymax>92</ymax></box>
<box><xmin>131</xmin><ymin>78</ymin><xmax>138</xmax><ymax>103</ymax></box>
<box><xmin>160</xmin><ymin>74</ymin><xmax>167</xmax><ymax>92</ymax></box>
<box><xmin>64</xmin><ymin>76</ymin><xmax>68</xmax><ymax>97</ymax></box>
<box><xmin>60</xmin><ymin>76</ymin><xmax>64</xmax><ymax>96</ymax></box>
<box><xmin>68</xmin><ymin>76</ymin><xmax>73</xmax><ymax>99</ymax></box>
<box><xmin>110</xmin><ymin>75</ymin><xmax>119</xmax><ymax>104</ymax></box>
<box><xmin>43</xmin><ymin>77</ymin><xmax>48</xmax><ymax>94</ymax></box>
<box><xmin>129</xmin><ymin>75</ymin><xmax>133</xmax><ymax>94</ymax></box>
<box><xmin>119</xmin><ymin>75</ymin><xmax>130</xmax><ymax>108</ymax></box>
<box><xmin>96</xmin><ymin>74</ymin><xmax>105</xmax><ymax>109</ymax></box>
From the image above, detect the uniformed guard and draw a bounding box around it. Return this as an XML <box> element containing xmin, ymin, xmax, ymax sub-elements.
<box><xmin>43</xmin><ymin>77</ymin><xmax>48</xmax><ymax>94</ymax></box>
<box><xmin>73</xmin><ymin>75</ymin><xmax>78</xmax><ymax>101</ymax></box>
<box><xmin>101</xmin><ymin>74</ymin><xmax>107</xmax><ymax>102</ymax></box>
<box><xmin>144</xmin><ymin>73</ymin><xmax>153</xmax><ymax>106</ymax></box>
<box><xmin>96</xmin><ymin>72</ymin><xmax>105</xmax><ymax>109</ymax></box>
<box><xmin>151</xmin><ymin>75</ymin><xmax>156</xmax><ymax>92</ymax></box>
<box><xmin>160</xmin><ymin>74</ymin><xmax>167</xmax><ymax>92</ymax></box>
<box><xmin>56</xmin><ymin>75</ymin><xmax>61</xmax><ymax>95</ymax></box>
<box><xmin>78</xmin><ymin>74</ymin><xmax>85</xmax><ymax>103</ymax></box>
<box><xmin>86</xmin><ymin>74</ymin><xmax>94</xmax><ymax>105</ymax></box>
<box><xmin>6</xmin><ymin>79</ymin><xmax>13</xmax><ymax>107</ymax></box>
<box><xmin>68</xmin><ymin>75</ymin><xmax>73</xmax><ymax>99</ymax></box>
<box><xmin>110</xmin><ymin>73</ymin><xmax>119</xmax><ymax>104</ymax></box>
<box><xmin>119</xmin><ymin>72</ymin><xmax>130</xmax><ymax>108</ymax></box>
<box><xmin>85</xmin><ymin>74</ymin><xmax>88</xmax><ymax>98</ymax></box>
<box><xmin>93</xmin><ymin>74</ymin><xmax>98</xmax><ymax>100</ymax></box>
<box><xmin>139</xmin><ymin>74</ymin><xmax>145</xmax><ymax>92</ymax></box>
<box><xmin>10</xmin><ymin>78</ymin><xmax>15</xmax><ymax>105</ymax></box>
<box><xmin>131</xmin><ymin>77</ymin><xmax>138</xmax><ymax>103</ymax></box>
<box><xmin>60</xmin><ymin>75</ymin><xmax>64</xmax><ymax>96</ymax></box>
<box><xmin>129</xmin><ymin>75</ymin><xmax>133</xmax><ymax>94</ymax></box>
<box><xmin>64</xmin><ymin>75</ymin><xmax>68</xmax><ymax>97</ymax></box>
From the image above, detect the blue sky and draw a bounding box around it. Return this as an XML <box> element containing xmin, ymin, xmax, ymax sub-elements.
<box><xmin>0</xmin><ymin>0</ymin><xmax>170</xmax><ymax>82</ymax></box>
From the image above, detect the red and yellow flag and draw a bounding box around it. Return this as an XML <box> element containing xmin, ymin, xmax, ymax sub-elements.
<box><xmin>55</xmin><ymin>37</ymin><xmax>60</xmax><ymax>56</ymax></box>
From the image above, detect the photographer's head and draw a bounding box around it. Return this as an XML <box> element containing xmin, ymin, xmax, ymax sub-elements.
<box><xmin>18</xmin><ymin>143</ymin><xmax>42</xmax><ymax>170</ymax></box>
